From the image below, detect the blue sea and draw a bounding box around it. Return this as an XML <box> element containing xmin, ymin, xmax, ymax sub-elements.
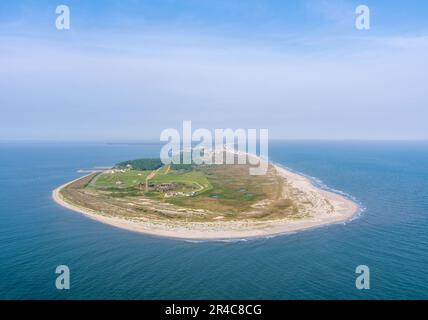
<box><xmin>0</xmin><ymin>141</ymin><xmax>427</xmax><ymax>299</ymax></box>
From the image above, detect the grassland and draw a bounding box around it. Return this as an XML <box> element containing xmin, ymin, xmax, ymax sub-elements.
<box><xmin>59</xmin><ymin>158</ymin><xmax>304</xmax><ymax>222</ymax></box>
<box><xmin>90</xmin><ymin>170</ymin><xmax>151</xmax><ymax>189</ymax></box>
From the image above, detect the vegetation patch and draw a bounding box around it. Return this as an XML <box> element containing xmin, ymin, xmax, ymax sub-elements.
<box><xmin>59</xmin><ymin>158</ymin><xmax>304</xmax><ymax>222</ymax></box>
<box><xmin>115</xmin><ymin>158</ymin><xmax>163</xmax><ymax>171</ymax></box>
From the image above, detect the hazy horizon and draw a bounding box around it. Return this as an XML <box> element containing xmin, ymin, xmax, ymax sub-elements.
<box><xmin>1</xmin><ymin>0</ymin><xmax>427</xmax><ymax>140</ymax></box>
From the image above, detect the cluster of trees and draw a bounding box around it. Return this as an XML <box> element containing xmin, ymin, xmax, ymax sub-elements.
<box><xmin>115</xmin><ymin>158</ymin><xmax>163</xmax><ymax>171</ymax></box>
<box><xmin>115</xmin><ymin>154</ymin><xmax>198</xmax><ymax>172</ymax></box>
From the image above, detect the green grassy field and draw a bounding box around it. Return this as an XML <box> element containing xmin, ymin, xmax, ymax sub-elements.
<box><xmin>78</xmin><ymin>160</ymin><xmax>295</xmax><ymax>219</ymax></box>
<box><xmin>150</xmin><ymin>169</ymin><xmax>212</xmax><ymax>193</ymax></box>
<box><xmin>163</xmin><ymin>164</ymin><xmax>282</xmax><ymax>215</ymax></box>
<box><xmin>89</xmin><ymin>170</ymin><xmax>151</xmax><ymax>189</ymax></box>
<box><xmin>89</xmin><ymin>166</ymin><xmax>212</xmax><ymax>196</ymax></box>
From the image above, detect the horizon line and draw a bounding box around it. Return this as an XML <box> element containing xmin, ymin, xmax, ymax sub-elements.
<box><xmin>1</xmin><ymin>139</ymin><xmax>427</xmax><ymax>144</ymax></box>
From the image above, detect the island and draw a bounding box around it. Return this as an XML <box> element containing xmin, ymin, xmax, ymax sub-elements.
<box><xmin>52</xmin><ymin>150</ymin><xmax>359</xmax><ymax>239</ymax></box>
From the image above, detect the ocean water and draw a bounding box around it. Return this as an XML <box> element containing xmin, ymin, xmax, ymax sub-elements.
<box><xmin>0</xmin><ymin>141</ymin><xmax>427</xmax><ymax>299</ymax></box>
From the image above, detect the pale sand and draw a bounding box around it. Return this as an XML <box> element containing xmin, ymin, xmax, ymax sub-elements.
<box><xmin>52</xmin><ymin>161</ymin><xmax>360</xmax><ymax>240</ymax></box>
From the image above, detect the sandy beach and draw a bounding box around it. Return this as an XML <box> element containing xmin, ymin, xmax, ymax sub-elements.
<box><xmin>52</xmin><ymin>160</ymin><xmax>360</xmax><ymax>240</ymax></box>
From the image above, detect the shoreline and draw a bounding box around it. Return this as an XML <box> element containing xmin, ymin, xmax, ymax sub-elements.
<box><xmin>52</xmin><ymin>164</ymin><xmax>360</xmax><ymax>240</ymax></box>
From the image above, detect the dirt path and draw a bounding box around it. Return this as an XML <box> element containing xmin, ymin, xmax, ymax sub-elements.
<box><xmin>164</xmin><ymin>164</ymin><xmax>171</xmax><ymax>175</ymax></box>
<box><xmin>145</xmin><ymin>166</ymin><xmax>163</xmax><ymax>191</ymax></box>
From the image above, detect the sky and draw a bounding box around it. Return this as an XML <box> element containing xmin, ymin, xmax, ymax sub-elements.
<box><xmin>0</xmin><ymin>0</ymin><xmax>427</xmax><ymax>140</ymax></box>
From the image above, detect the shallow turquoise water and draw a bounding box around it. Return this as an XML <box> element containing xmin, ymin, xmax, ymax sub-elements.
<box><xmin>0</xmin><ymin>141</ymin><xmax>427</xmax><ymax>299</ymax></box>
